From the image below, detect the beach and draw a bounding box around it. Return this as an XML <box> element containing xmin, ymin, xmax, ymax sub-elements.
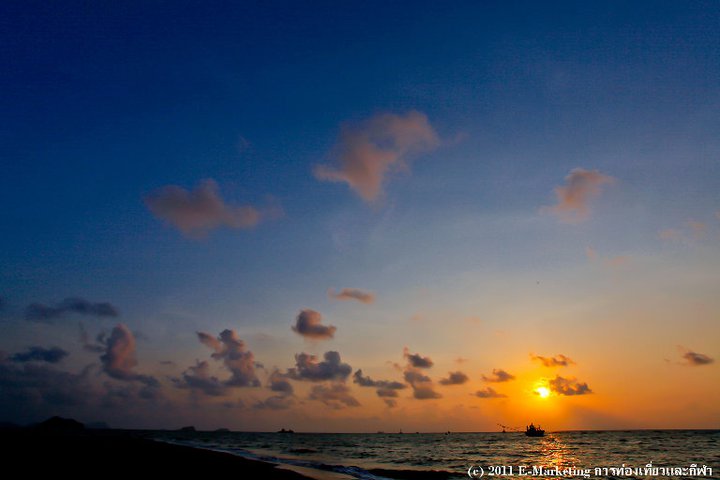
<box><xmin>0</xmin><ymin>428</ymin><xmax>315</xmax><ymax>479</ymax></box>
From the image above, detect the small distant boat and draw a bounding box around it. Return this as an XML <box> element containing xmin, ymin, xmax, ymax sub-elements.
<box><xmin>525</xmin><ymin>423</ymin><xmax>544</xmax><ymax>437</ymax></box>
<box><xmin>277</xmin><ymin>428</ymin><xmax>295</xmax><ymax>434</ymax></box>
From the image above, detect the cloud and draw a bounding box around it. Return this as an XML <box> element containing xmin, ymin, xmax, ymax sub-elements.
<box><xmin>173</xmin><ymin>361</ymin><xmax>228</xmax><ymax>397</ymax></box>
<box><xmin>10</xmin><ymin>346</ymin><xmax>68</xmax><ymax>364</ymax></box>
<box><xmin>660</xmin><ymin>220</ymin><xmax>710</xmax><ymax>243</ymax></box>
<box><xmin>100</xmin><ymin>324</ymin><xmax>158</xmax><ymax>387</ymax></box>
<box><xmin>286</xmin><ymin>351</ymin><xmax>352</xmax><ymax>382</ymax></box>
<box><xmin>403</xmin><ymin>348</ymin><xmax>434</xmax><ymax>368</ymax></box>
<box><xmin>353</xmin><ymin>369</ymin><xmax>406</xmax><ymax>398</ymax></box>
<box><xmin>482</xmin><ymin>369</ymin><xmax>515</xmax><ymax>383</ymax></box>
<box><xmin>79</xmin><ymin>323</ymin><xmax>106</xmax><ymax>353</ymax></box>
<box><xmin>438</xmin><ymin>371</ymin><xmax>469</xmax><ymax>385</ymax></box>
<box><xmin>548</xmin><ymin>375</ymin><xmax>592</xmax><ymax>396</ymax></box>
<box><xmin>145</xmin><ymin>179</ymin><xmax>277</xmax><ymax>237</ymax></box>
<box><xmin>196</xmin><ymin>329</ymin><xmax>261</xmax><ymax>387</ymax></box>
<box><xmin>308</xmin><ymin>383</ymin><xmax>360</xmax><ymax>409</ymax></box>
<box><xmin>681</xmin><ymin>351</ymin><xmax>714</xmax><ymax>366</ymax></box>
<box><xmin>542</xmin><ymin>168</ymin><xmax>615</xmax><ymax>223</ymax></box>
<box><xmin>403</xmin><ymin>369</ymin><xmax>441</xmax><ymax>400</ymax></box>
<box><xmin>254</xmin><ymin>394</ymin><xmax>296</xmax><ymax>410</ymax></box>
<box><xmin>291</xmin><ymin>309</ymin><xmax>337</xmax><ymax>340</ymax></box>
<box><xmin>531</xmin><ymin>354</ymin><xmax>575</xmax><ymax>368</ymax></box>
<box><xmin>383</xmin><ymin>399</ymin><xmax>397</xmax><ymax>408</ymax></box>
<box><xmin>0</xmin><ymin>361</ymin><xmax>95</xmax><ymax>415</ymax></box>
<box><xmin>314</xmin><ymin>111</ymin><xmax>439</xmax><ymax>202</ymax></box>
<box><xmin>268</xmin><ymin>369</ymin><xmax>294</xmax><ymax>395</ymax></box>
<box><xmin>25</xmin><ymin>297</ymin><xmax>119</xmax><ymax>323</ymax></box>
<box><xmin>659</xmin><ymin>228</ymin><xmax>683</xmax><ymax>241</ymax></box>
<box><xmin>328</xmin><ymin>288</ymin><xmax>375</xmax><ymax>304</ymax></box>
<box><xmin>475</xmin><ymin>387</ymin><xmax>507</xmax><ymax>399</ymax></box>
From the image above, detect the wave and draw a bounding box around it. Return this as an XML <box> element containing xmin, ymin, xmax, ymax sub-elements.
<box><xmin>158</xmin><ymin>439</ymin><xmax>459</xmax><ymax>480</ymax></box>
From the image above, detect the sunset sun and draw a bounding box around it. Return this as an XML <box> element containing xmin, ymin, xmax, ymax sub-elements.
<box><xmin>536</xmin><ymin>386</ymin><xmax>551</xmax><ymax>399</ymax></box>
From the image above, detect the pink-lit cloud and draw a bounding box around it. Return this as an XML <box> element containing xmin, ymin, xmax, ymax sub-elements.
<box><xmin>196</xmin><ymin>329</ymin><xmax>261</xmax><ymax>387</ymax></box>
<box><xmin>543</xmin><ymin>168</ymin><xmax>615</xmax><ymax>223</ymax></box>
<box><xmin>314</xmin><ymin>111</ymin><xmax>439</xmax><ymax>202</ymax></box>
<box><xmin>145</xmin><ymin>179</ymin><xmax>279</xmax><ymax>237</ymax></box>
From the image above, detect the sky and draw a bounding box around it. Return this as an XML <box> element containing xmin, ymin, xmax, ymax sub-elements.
<box><xmin>0</xmin><ymin>1</ymin><xmax>718</xmax><ymax>431</ymax></box>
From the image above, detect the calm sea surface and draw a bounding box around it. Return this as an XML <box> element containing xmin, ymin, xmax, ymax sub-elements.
<box><xmin>152</xmin><ymin>430</ymin><xmax>719</xmax><ymax>480</ymax></box>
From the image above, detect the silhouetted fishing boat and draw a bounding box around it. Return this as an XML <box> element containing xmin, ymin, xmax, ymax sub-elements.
<box><xmin>525</xmin><ymin>423</ymin><xmax>544</xmax><ymax>437</ymax></box>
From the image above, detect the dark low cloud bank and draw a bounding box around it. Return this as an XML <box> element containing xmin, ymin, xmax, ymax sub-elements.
<box><xmin>10</xmin><ymin>346</ymin><xmax>68</xmax><ymax>364</ymax></box>
<box><xmin>25</xmin><ymin>297</ymin><xmax>119</xmax><ymax>323</ymax></box>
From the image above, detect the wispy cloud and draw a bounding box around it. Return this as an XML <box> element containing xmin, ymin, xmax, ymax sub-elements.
<box><xmin>145</xmin><ymin>179</ymin><xmax>280</xmax><ymax>237</ymax></box>
<box><xmin>328</xmin><ymin>288</ymin><xmax>375</xmax><ymax>304</ymax></box>
<box><xmin>474</xmin><ymin>387</ymin><xmax>506</xmax><ymax>399</ymax></box>
<box><xmin>542</xmin><ymin>168</ymin><xmax>615</xmax><ymax>223</ymax></box>
<box><xmin>660</xmin><ymin>219</ymin><xmax>710</xmax><ymax>243</ymax></box>
<box><xmin>548</xmin><ymin>375</ymin><xmax>592</xmax><ymax>396</ymax></box>
<box><xmin>438</xmin><ymin>371</ymin><xmax>469</xmax><ymax>385</ymax></box>
<box><xmin>482</xmin><ymin>368</ymin><xmax>515</xmax><ymax>383</ymax></box>
<box><xmin>531</xmin><ymin>354</ymin><xmax>575</xmax><ymax>368</ymax></box>
<box><xmin>314</xmin><ymin>111</ymin><xmax>439</xmax><ymax>202</ymax></box>
<box><xmin>25</xmin><ymin>297</ymin><xmax>118</xmax><ymax>323</ymax></box>
<box><xmin>678</xmin><ymin>347</ymin><xmax>714</xmax><ymax>366</ymax></box>
<box><xmin>292</xmin><ymin>309</ymin><xmax>337</xmax><ymax>340</ymax></box>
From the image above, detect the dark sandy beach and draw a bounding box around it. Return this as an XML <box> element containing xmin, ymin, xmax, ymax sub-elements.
<box><xmin>0</xmin><ymin>428</ymin><xmax>314</xmax><ymax>479</ymax></box>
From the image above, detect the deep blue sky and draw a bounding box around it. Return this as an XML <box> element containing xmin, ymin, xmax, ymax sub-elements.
<box><xmin>0</xmin><ymin>2</ymin><xmax>718</xmax><ymax>429</ymax></box>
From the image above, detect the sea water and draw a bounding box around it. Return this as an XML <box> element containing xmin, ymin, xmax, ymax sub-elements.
<box><xmin>152</xmin><ymin>430</ymin><xmax>719</xmax><ymax>479</ymax></box>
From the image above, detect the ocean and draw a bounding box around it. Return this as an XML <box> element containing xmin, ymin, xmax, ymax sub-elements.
<box><xmin>152</xmin><ymin>430</ymin><xmax>719</xmax><ymax>480</ymax></box>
